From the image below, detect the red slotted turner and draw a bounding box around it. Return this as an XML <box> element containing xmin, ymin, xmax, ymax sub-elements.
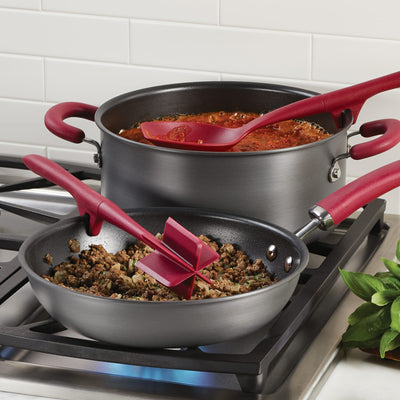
<box><xmin>22</xmin><ymin>154</ymin><xmax>219</xmax><ymax>299</ymax></box>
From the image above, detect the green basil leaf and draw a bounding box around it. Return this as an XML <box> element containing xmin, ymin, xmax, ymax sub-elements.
<box><xmin>391</xmin><ymin>296</ymin><xmax>400</xmax><ymax>332</ymax></box>
<box><xmin>385</xmin><ymin>331</ymin><xmax>400</xmax><ymax>352</ymax></box>
<box><xmin>347</xmin><ymin>302</ymin><xmax>381</xmax><ymax>326</ymax></box>
<box><xmin>374</xmin><ymin>272</ymin><xmax>400</xmax><ymax>290</ymax></box>
<box><xmin>382</xmin><ymin>257</ymin><xmax>400</xmax><ymax>279</ymax></box>
<box><xmin>396</xmin><ymin>239</ymin><xmax>400</xmax><ymax>263</ymax></box>
<box><xmin>340</xmin><ymin>269</ymin><xmax>385</xmax><ymax>301</ymax></box>
<box><xmin>379</xmin><ymin>328</ymin><xmax>400</xmax><ymax>358</ymax></box>
<box><xmin>372</xmin><ymin>289</ymin><xmax>400</xmax><ymax>306</ymax></box>
<box><xmin>342</xmin><ymin>336</ymin><xmax>381</xmax><ymax>351</ymax></box>
<box><xmin>342</xmin><ymin>303</ymin><xmax>391</xmax><ymax>344</ymax></box>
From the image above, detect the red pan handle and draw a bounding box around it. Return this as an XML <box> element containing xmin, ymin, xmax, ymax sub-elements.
<box><xmin>317</xmin><ymin>160</ymin><xmax>400</xmax><ymax>226</ymax></box>
<box><xmin>350</xmin><ymin>119</ymin><xmax>400</xmax><ymax>160</ymax></box>
<box><xmin>22</xmin><ymin>155</ymin><xmax>218</xmax><ymax>298</ymax></box>
<box><xmin>44</xmin><ymin>102</ymin><xmax>98</xmax><ymax>143</ymax></box>
<box><xmin>322</xmin><ymin>71</ymin><xmax>400</xmax><ymax>125</ymax></box>
<box><xmin>22</xmin><ymin>154</ymin><xmax>163</xmax><ymax>254</ymax></box>
<box><xmin>244</xmin><ymin>71</ymin><xmax>400</xmax><ymax>134</ymax></box>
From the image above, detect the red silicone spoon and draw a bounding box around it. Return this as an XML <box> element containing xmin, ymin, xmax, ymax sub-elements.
<box><xmin>22</xmin><ymin>154</ymin><xmax>219</xmax><ymax>299</ymax></box>
<box><xmin>140</xmin><ymin>71</ymin><xmax>400</xmax><ymax>151</ymax></box>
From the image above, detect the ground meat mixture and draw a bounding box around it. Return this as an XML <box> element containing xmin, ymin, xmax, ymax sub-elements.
<box><xmin>42</xmin><ymin>235</ymin><xmax>277</xmax><ymax>301</ymax></box>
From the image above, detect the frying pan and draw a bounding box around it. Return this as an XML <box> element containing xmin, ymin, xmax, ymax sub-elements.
<box><xmin>18</xmin><ymin>161</ymin><xmax>400</xmax><ymax>348</ymax></box>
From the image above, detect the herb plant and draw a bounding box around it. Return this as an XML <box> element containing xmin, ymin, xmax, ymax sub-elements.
<box><xmin>340</xmin><ymin>240</ymin><xmax>400</xmax><ymax>358</ymax></box>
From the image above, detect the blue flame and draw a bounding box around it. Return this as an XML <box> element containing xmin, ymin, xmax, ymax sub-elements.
<box><xmin>100</xmin><ymin>362</ymin><xmax>216</xmax><ymax>387</ymax></box>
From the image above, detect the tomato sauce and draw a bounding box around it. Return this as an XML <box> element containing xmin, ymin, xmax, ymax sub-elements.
<box><xmin>119</xmin><ymin>111</ymin><xmax>331</xmax><ymax>152</ymax></box>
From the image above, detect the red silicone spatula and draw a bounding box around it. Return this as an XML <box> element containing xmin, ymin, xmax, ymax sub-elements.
<box><xmin>22</xmin><ymin>154</ymin><xmax>219</xmax><ymax>299</ymax></box>
<box><xmin>140</xmin><ymin>71</ymin><xmax>400</xmax><ymax>151</ymax></box>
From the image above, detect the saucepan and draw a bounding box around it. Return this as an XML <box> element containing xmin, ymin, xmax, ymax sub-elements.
<box><xmin>17</xmin><ymin>156</ymin><xmax>400</xmax><ymax>348</ymax></box>
<box><xmin>43</xmin><ymin>72</ymin><xmax>400</xmax><ymax>236</ymax></box>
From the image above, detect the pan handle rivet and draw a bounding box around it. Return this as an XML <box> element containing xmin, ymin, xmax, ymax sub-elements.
<box><xmin>284</xmin><ymin>256</ymin><xmax>293</xmax><ymax>272</ymax></box>
<box><xmin>266</xmin><ymin>245</ymin><xmax>277</xmax><ymax>261</ymax></box>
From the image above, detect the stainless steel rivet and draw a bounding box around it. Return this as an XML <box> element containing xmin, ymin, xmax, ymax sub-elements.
<box><xmin>266</xmin><ymin>245</ymin><xmax>277</xmax><ymax>261</ymax></box>
<box><xmin>284</xmin><ymin>256</ymin><xmax>293</xmax><ymax>272</ymax></box>
<box><xmin>328</xmin><ymin>161</ymin><xmax>341</xmax><ymax>182</ymax></box>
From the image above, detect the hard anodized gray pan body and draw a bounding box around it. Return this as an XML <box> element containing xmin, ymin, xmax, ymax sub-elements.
<box><xmin>18</xmin><ymin>207</ymin><xmax>309</xmax><ymax>348</ymax></box>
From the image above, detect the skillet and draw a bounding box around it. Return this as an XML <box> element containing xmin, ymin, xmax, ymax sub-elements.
<box><xmin>18</xmin><ymin>159</ymin><xmax>400</xmax><ymax>348</ymax></box>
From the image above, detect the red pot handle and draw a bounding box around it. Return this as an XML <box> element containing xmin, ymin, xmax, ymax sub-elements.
<box><xmin>350</xmin><ymin>119</ymin><xmax>400</xmax><ymax>160</ymax></box>
<box><xmin>44</xmin><ymin>102</ymin><xmax>98</xmax><ymax>144</ymax></box>
<box><xmin>317</xmin><ymin>160</ymin><xmax>400</xmax><ymax>225</ymax></box>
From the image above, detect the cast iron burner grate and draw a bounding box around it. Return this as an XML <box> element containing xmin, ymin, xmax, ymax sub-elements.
<box><xmin>0</xmin><ymin>157</ymin><xmax>389</xmax><ymax>395</ymax></box>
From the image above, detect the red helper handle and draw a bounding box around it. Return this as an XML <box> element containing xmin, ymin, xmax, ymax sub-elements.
<box><xmin>350</xmin><ymin>119</ymin><xmax>400</xmax><ymax>160</ymax></box>
<box><xmin>44</xmin><ymin>102</ymin><xmax>98</xmax><ymax>143</ymax></box>
<box><xmin>317</xmin><ymin>160</ymin><xmax>400</xmax><ymax>226</ymax></box>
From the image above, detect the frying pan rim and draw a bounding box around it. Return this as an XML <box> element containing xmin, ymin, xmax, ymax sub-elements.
<box><xmin>18</xmin><ymin>206</ymin><xmax>310</xmax><ymax>306</ymax></box>
<box><xmin>94</xmin><ymin>80</ymin><xmax>353</xmax><ymax>156</ymax></box>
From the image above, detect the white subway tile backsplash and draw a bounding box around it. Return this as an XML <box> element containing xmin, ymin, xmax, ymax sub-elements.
<box><xmin>354</xmin><ymin>90</ymin><xmax>400</xmax><ymax>128</ymax></box>
<box><xmin>382</xmin><ymin>191</ymin><xmax>399</xmax><ymax>215</ymax></box>
<box><xmin>0</xmin><ymin>100</ymin><xmax>46</xmax><ymax>145</ymax></box>
<box><xmin>0</xmin><ymin>54</ymin><xmax>44</xmax><ymax>100</ymax></box>
<box><xmin>345</xmin><ymin>176</ymin><xmax>400</xmax><ymax>215</ymax></box>
<box><xmin>312</xmin><ymin>36</ymin><xmax>400</xmax><ymax>83</ymax></box>
<box><xmin>43</xmin><ymin>0</ymin><xmax>219</xmax><ymax>25</ymax></box>
<box><xmin>0</xmin><ymin>0</ymin><xmax>40</xmax><ymax>10</ymax></box>
<box><xmin>0</xmin><ymin>9</ymin><xmax>129</xmax><ymax>63</ymax></box>
<box><xmin>0</xmin><ymin>142</ymin><xmax>45</xmax><ymax>157</ymax></box>
<box><xmin>221</xmin><ymin>73</ymin><xmax>342</xmax><ymax>95</ymax></box>
<box><xmin>347</xmin><ymin>144</ymin><xmax>400</xmax><ymax>178</ymax></box>
<box><xmin>45</xmin><ymin>59</ymin><xmax>219</xmax><ymax>104</ymax></box>
<box><xmin>221</xmin><ymin>0</ymin><xmax>400</xmax><ymax>41</ymax></box>
<box><xmin>47</xmin><ymin>147</ymin><xmax>98</xmax><ymax>166</ymax></box>
<box><xmin>131</xmin><ymin>21</ymin><xmax>311</xmax><ymax>79</ymax></box>
<box><xmin>0</xmin><ymin>99</ymin><xmax>98</xmax><ymax>149</ymax></box>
